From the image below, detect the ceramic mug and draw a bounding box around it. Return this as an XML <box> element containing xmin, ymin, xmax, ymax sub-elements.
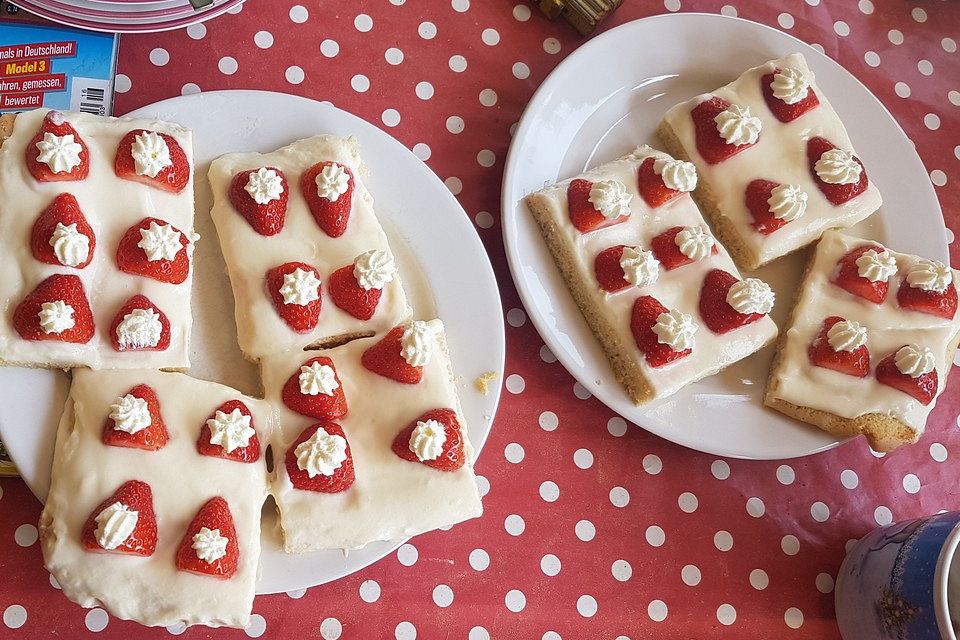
<box><xmin>836</xmin><ymin>511</ymin><xmax>960</xmax><ymax>640</ymax></box>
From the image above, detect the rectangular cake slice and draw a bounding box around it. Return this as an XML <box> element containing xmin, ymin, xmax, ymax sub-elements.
<box><xmin>40</xmin><ymin>369</ymin><xmax>277</xmax><ymax>628</ymax></box>
<box><xmin>0</xmin><ymin>108</ymin><xmax>197</xmax><ymax>369</ymax></box>
<box><xmin>658</xmin><ymin>53</ymin><xmax>882</xmax><ymax>270</ymax></box>
<box><xmin>765</xmin><ymin>230</ymin><xmax>960</xmax><ymax>451</ymax></box>
<box><xmin>524</xmin><ymin>146</ymin><xmax>778</xmax><ymax>404</ymax></box>
<box><xmin>263</xmin><ymin>319</ymin><xmax>482</xmax><ymax>552</ymax></box>
<box><xmin>208</xmin><ymin>135</ymin><xmax>411</xmax><ymax>361</ymax></box>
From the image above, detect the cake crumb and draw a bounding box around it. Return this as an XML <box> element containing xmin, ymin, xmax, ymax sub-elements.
<box><xmin>474</xmin><ymin>371</ymin><xmax>498</xmax><ymax>395</ymax></box>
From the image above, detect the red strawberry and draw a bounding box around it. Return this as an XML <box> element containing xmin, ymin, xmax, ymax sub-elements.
<box><xmin>281</xmin><ymin>356</ymin><xmax>348</xmax><ymax>419</ymax></box>
<box><xmin>637</xmin><ymin>157</ymin><xmax>682</xmax><ymax>208</ymax></box>
<box><xmin>285</xmin><ymin>422</ymin><xmax>355</xmax><ymax>492</ymax></box>
<box><xmin>108</xmin><ymin>295</ymin><xmax>171</xmax><ymax>352</ymax></box>
<box><xmin>650</xmin><ymin>226</ymin><xmax>717</xmax><ymax>270</ymax></box>
<box><xmin>360</xmin><ymin>326</ymin><xmax>423</xmax><ymax>384</ymax></box>
<box><xmin>831</xmin><ymin>245</ymin><xmax>890</xmax><ymax>304</ymax></box>
<box><xmin>175</xmin><ymin>497</ymin><xmax>239</xmax><ymax>579</ymax></box>
<box><xmin>391</xmin><ymin>408</ymin><xmax>466</xmax><ymax>472</ymax></box>
<box><xmin>26</xmin><ymin>111</ymin><xmax>89</xmax><ymax>182</ymax></box>
<box><xmin>594</xmin><ymin>245</ymin><xmax>632</xmax><ymax>293</ymax></box>
<box><xmin>101</xmin><ymin>384</ymin><xmax>169</xmax><ymax>450</ymax></box>
<box><xmin>692</xmin><ymin>96</ymin><xmax>758</xmax><ymax>164</ymax></box>
<box><xmin>30</xmin><ymin>193</ymin><xmax>96</xmax><ymax>268</ymax></box>
<box><xmin>301</xmin><ymin>161</ymin><xmax>354</xmax><ymax>237</ymax></box>
<box><xmin>116</xmin><ymin>217</ymin><xmax>191</xmax><ymax>284</ymax></box>
<box><xmin>265</xmin><ymin>261</ymin><xmax>323</xmax><ymax>333</ymax></box>
<box><xmin>897</xmin><ymin>279</ymin><xmax>958</xmax><ymax>321</ymax></box>
<box><xmin>13</xmin><ymin>274</ymin><xmax>94</xmax><ymax>343</ymax></box>
<box><xmin>567</xmin><ymin>178</ymin><xmax>627</xmax><ymax>233</ymax></box>
<box><xmin>745</xmin><ymin>179</ymin><xmax>788</xmax><ymax>235</ymax></box>
<box><xmin>81</xmin><ymin>480</ymin><xmax>157</xmax><ymax>556</ymax></box>
<box><xmin>698</xmin><ymin>269</ymin><xmax>767</xmax><ymax>334</ymax></box>
<box><xmin>760</xmin><ymin>69</ymin><xmax>820</xmax><ymax>122</ymax></box>
<box><xmin>876</xmin><ymin>351</ymin><xmax>937</xmax><ymax>405</ymax></box>
<box><xmin>807</xmin><ymin>316</ymin><xmax>870</xmax><ymax>377</ymax></box>
<box><xmin>227</xmin><ymin>167</ymin><xmax>288</xmax><ymax>236</ymax></box>
<box><xmin>807</xmin><ymin>137</ymin><xmax>868</xmax><ymax>205</ymax></box>
<box><xmin>197</xmin><ymin>400</ymin><xmax>261</xmax><ymax>463</ymax></box>
<box><xmin>328</xmin><ymin>264</ymin><xmax>382</xmax><ymax>320</ymax></box>
<box><xmin>114</xmin><ymin>129</ymin><xmax>190</xmax><ymax>193</ymax></box>
<box><xmin>630</xmin><ymin>295</ymin><xmax>691</xmax><ymax>368</ymax></box>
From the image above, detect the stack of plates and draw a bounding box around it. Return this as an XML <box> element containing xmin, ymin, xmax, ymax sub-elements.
<box><xmin>12</xmin><ymin>0</ymin><xmax>242</xmax><ymax>33</ymax></box>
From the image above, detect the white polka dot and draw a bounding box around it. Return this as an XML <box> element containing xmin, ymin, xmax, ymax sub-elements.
<box><xmin>931</xmin><ymin>442</ymin><xmax>948</xmax><ymax>462</ymax></box>
<box><xmin>648</xmin><ymin>599</ymin><xmax>668</xmax><ymax>622</ymax></box>
<box><xmin>816</xmin><ymin>573</ymin><xmax>835</xmax><ymax>594</ymax></box>
<box><xmin>469</xmin><ymin>549</ymin><xmax>490</xmax><ymax>571</ymax></box>
<box><xmin>834</xmin><ymin>21</ymin><xmax>850</xmax><ymax>37</ymax></box>
<box><xmin>505</xmin><ymin>589</ymin><xmax>526</xmax><ymax>612</ymax></box>
<box><xmin>782</xmin><ymin>535</ymin><xmax>800</xmax><ymax>555</ymax></box>
<box><xmin>85</xmin><ymin>608</ymin><xmax>108</xmax><ymax>632</ymax></box>
<box><xmin>575</xmin><ymin>519</ymin><xmax>596</xmax><ymax>542</ymax></box>
<box><xmin>811</xmin><ymin>502</ymin><xmax>830</xmax><ymax>523</ymax></box>
<box><xmin>714</xmin><ymin>530</ymin><xmax>733</xmax><ymax>551</ymax></box>
<box><xmin>870</xmin><ymin>448</ymin><xmax>886</xmax><ymax>458</ymax></box>
<box><xmin>950</xmin><ymin>92</ymin><xmax>960</xmax><ymax>107</ymax></box>
<box><xmin>452</xmin><ymin>0</ymin><xmax>469</xmax><ymax>10</ymax></box>
<box><xmin>289</xmin><ymin>5</ymin><xmax>308</xmax><ymax>22</ymax></box>
<box><xmin>664</xmin><ymin>0</ymin><xmax>681</xmax><ymax>11</ymax></box>
<box><xmin>746</xmin><ymin>497</ymin><xmax>765</xmax><ymax>518</ymax></box>
<box><xmin>351</xmin><ymin>75</ymin><xmax>370</xmax><ymax>93</ymax></box>
<box><xmin>468</xmin><ymin>627</ymin><xmax>489</xmax><ymax>640</ymax></box>
<box><xmin>218</xmin><ymin>56</ymin><xmax>238</xmax><ymax>75</ymax></box>
<box><xmin>166</xmin><ymin>622</ymin><xmax>187</xmax><ymax>635</ymax></box>
<box><xmin>418</xmin><ymin>21</ymin><xmax>436</xmax><ymax>39</ymax></box>
<box><xmin>858</xmin><ymin>0</ymin><xmax>873</xmax><ymax>13</ymax></box>
<box><xmin>540</xmin><ymin>344</ymin><xmax>557</xmax><ymax>363</ymax></box>
<box><xmin>415</xmin><ymin>81</ymin><xmax>434</xmax><ymax>100</ymax></box>
<box><xmin>477</xmin><ymin>150</ymin><xmax>496</xmax><ymax>167</ymax></box>
<box><xmin>432</xmin><ymin>584</ymin><xmax>454</xmax><ymax>608</ymax></box>
<box><xmin>912</xmin><ymin>7</ymin><xmax>927</xmax><ymax>22</ymax></box>
<box><xmin>919</xmin><ymin>60</ymin><xmax>934</xmax><ymax>76</ymax></box>
<box><xmin>644</xmin><ymin>454</ymin><xmax>662</xmax><ymax>475</ymax></box>
<box><xmin>944</xmin><ymin>37</ymin><xmax>958</xmax><ymax>53</ymax></box>
<box><xmin>412</xmin><ymin>143</ymin><xmax>431</xmax><ymax>161</ymax></box>
<box><xmin>48</xmin><ymin>574</ymin><xmax>60</xmax><ymax>589</ymax></box>
<box><xmin>479</xmin><ymin>89</ymin><xmax>498</xmax><ymax>107</ymax></box>
<box><xmin>541</xmin><ymin>554</ymin><xmax>561</xmax><ymax>576</ymax></box>
<box><xmin>475</xmin><ymin>211</ymin><xmax>493</xmax><ymax>229</ymax></box>
<box><xmin>504</xmin><ymin>442</ymin><xmax>525</xmax><ymax>463</ymax></box>
<box><xmin>115</xmin><ymin>74</ymin><xmax>131</xmax><ymax>93</ymax></box>
<box><xmin>381</xmin><ymin>109</ymin><xmax>401</xmax><ymax>128</ymax></box>
<box><xmin>512</xmin><ymin>62</ymin><xmax>530</xmax><ymax>80</ymax></box>
<box><xmin>573</xmin><ymin>382</ymin><xmax>591</xmax><ymax>399</ymax></box>
<box><xmin>513</xmin><ymin>3</ymin><xmax>531</xmax><ymax>20</ymax></box>
<box><xmin>181</xmin><ymin>83</ymin><xmax>201</xmax><ymax>96</ymax></box>
<box><xmin>359</xmin><ymin>579</ymin><xmax>381</xmax><ymax>602</ymax></box>
<box><xmin>610</xmin><ymin>560</ymin><xmax>632</xmax><ymax>582</ymax></box>
<box><xmin>610</xmin><ymin>486</ymin><xmax>629</xmax><ymax>508</ymax></box>
<box><xmin>245</xmin><ymin>614</ymin><xmax>266</xmax><ymax>638</ymax></box>
<box><xmin>540</xmin><ymin>481</ymin><xmax>560</xmax><ymax>502</ymax></box>
<box><xmin>864</xmin><ymin>51</ymin><xmax>880</xmax><ymax>67</ymax></box>
<box><xmin>4</xmin><ymin>605</ymin><xmax>26</xmax><ymax>629</ymax></box>
<box><xmin>681</xmin><ymin>564</ymin><xmax>701</xmax><ymax>586</ymax></box>
<box><xmin>539</xmin><ymin>411</ymin><xmax>558</xmax><ymax>431</ymax></box>
<box><xmin>446</xmin><ymin>116</ymin><xmax>465</xmax><ymax>134</ymax></box>
<box><xmin>902</xmin><ymin>474</ymin><xmax>921</xmax><ymax>494</ymax></box>
<box><xmin>285</xmin><ymin>66</ymin><xmax>305</xmax><ymax>85</ymax></box>
<box><xmin>14</xmin><ymin>523</ymin><xmax>37</xmax><ymax>546</ymax></box>
<box><xmin>226</xmin><ymin>3</ymin><xmax>241</xmax><ymax>13</ymax></box>
<box><xmin>785</xmin><ymin>608</ymin><xmax>804</xmax><ymax>629</ymax></box>
<box><xmin>679</xmin><ymin>492</ymin><xmax>698</xmax><ymax>513</ymax></box>
<box><xmin>253</xmin><ymin>30</ymin><xmax>274</xmax><ymax>48</ymax></box>
<box><xmin>888</xmin><ymin>29</ymin><xmax>904</xmax><ymax>45</ymax></box>
<box><xmin>646</xmin><ymin>525</ymin><xmax>665</xmax><ymax>547</ymax></box>
<box><xmin>776</xmin><ymin>464</ymin><xmax>795</xmax><ymax>485</ymax></box>
<box><xmin>573</xmin><ymin>448</ymin><xmax>593</xmax><ymax>469</ymax></box>
<box><xmin>894</xmin><ymin>81</ymin><xmax>911</xmax><ymax>98</ymax></box>
<box><xmin>500</xmin><ymin>308</ymin><xmax>525</xmax><ymax>328</ymax></box>
<box><xmin>186</xmin><ymin>23</ymin><xmax>206</xmax><ymax>39</ymax></box>
<box><xmin>720</xmin><ymin>5</ymin><xmax>737</xmax><ymax>16</ymax></box>
<box><xmin>717</xmin><ymin>604</ymin><xmax>737</xmax><ymax>625</ymax></box>
<box><xmin>577</xmin><ymin>595</ymin><xmax>598</xmax><ymax>617</ymax></box>
<box><xmin>385</xmin><ymin>47</ymin><xmax>404</xmax><ymax>65</ymax></box>
<box><xmin>841</xmin><ymin>469</ymin><xmax>859</xmax><ymax>489</ymax></box>
<box><xmin>845</xmin><ymin>539</ymin><xmax>859</xmax><ymax>553</ymax></box>
<box><xmin>148</xmin><ymin>48</ymin><xmax>169</xmax><ymax>67</ymax></box>
<box><xmin>750</xmin><ymin>569</ymin><xmax>769</xmax><ymax>590</ymax></box>
<box><xmin>811</xmin><ymin>44</ymin><xmax>825</xmax><ymax>54</ymax></box>
<box><xmin>711</xmin><ymin>460</ymin><xmax>730</xmax><ymax>480</ymax></box>
<box><xmin>355</xmin><ymin>14</ymin><xmax>373</xmax><ymax>32</ymax></box>
<box><xmin>395</xmin><ymin>621</ymin><xmax>416</xmax><ymax>640</ymax></box>
<box><xmin>778</xmin><ymin>13</ymin><xmax>794</xmax><ymax>29</ymax></box>
<box><xmin>481</xmin><ymin>28</ymin><xmax>500</xmax><ymax>45</ymax></box>
<box><xmin>320</xmin><ymin>618</ymin><xmax>342</xmax><ymax>640</ymax></box>
<box><xmin>925</xmin><ymin>113</ymin><xmax>941</xmax><ymax>130</ymax></box>
<box><xmin>506</xmin><ymin>374</ymin><xmax>525</xmax><ymax>394</ymax></box>
<box><xmin>397</xmin><ymin>543</ymin><xmax>418</xmax><ymax>566</ymax></box>
<box><xmin>449</xmin><ymin>55</ymin><xmax>468</xmax><ymax>72</ymax></box>
<box><xmin>605</xmin><ymin>417</ymin><xmax>627</xmax><ymax>437</ymax></box>
<box><xmin>504</xmin><ymin>514</ymin><xmax>525</xmax><ymax>536</ymax></box>
<box><xmin>543</xmin><ymin>37</ymin><xmax>561</xmax><ymax>54</ymax></box>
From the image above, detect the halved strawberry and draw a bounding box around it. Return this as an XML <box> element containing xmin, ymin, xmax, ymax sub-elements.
<box><xmin>807</xmin><ymin>137</ymin><xmax>868</xmax><ymax>205</ymax></box>
<box><xmin>594</xmin><ymin>245</ymin><xmax>632</xmax><ymax>293</ymax></box>
<box><xmin>566</xmin><ymin>178</ymin><xmax>627</xmax><ymax>233</ymax></box>
<box><xmin>281</xmin><ymin>356</ymin><xmax>348</xmax><ymax>419</ymax></box>
<box><xmin>875</xmin><ymin>351</ymin><xmax>937</xmax><ymax>405</ymax></box>
<box><xmin>228</xmin><ymin>167</ymin><xmax>288</xmax><ymax>236</ymax></box>
<box><xmin>392</xmin><ymin>408</ymin><xmax>465</xmax><ymax>471</ymax></box>
<box><xmin>650</xmin><ymin>226</ymin><xmax>717</xmax><ymax>270</ymax></box>
<box><xmin>630</xmin><ymin>295</ymin><xmax>691</xmax><ymax>368</ymax></box>
<box><xmin>81</xmin><ymin>480</ymin><xmax>157</xmax><ymax>556</ymax></box>
<box><xmin>807</xmin><ymin>316</ymin><xmax>870</xmax><ymax>377</ymax></box>
<box><xmin>699</xmin><ymin>269</ymin><xmax>766</xmax><ymax>334</ymax></box>
<box><xmin>26</xmin><ymin>111</ymin><xmax>89</xmax><ymax>182</ymax></box>
<box><xmin>175</xmin><ymin>497</ymin><xmax>239</xmax><ymax>579</ymax></box>
<box><xmin>328</xmin><ymin>264</ymin><xmax>382</xmax><ymax>320</ymax></box>
<box><xmin>301</xmin><ymin>161</ymin><xmax>354</xmax><ymax>237</ymax></box>
<box><xmin>102</xmin><ymin>384</ymin><xmax>169</xmax><ymax>450</ymax></box>
<box><xmin>692</xmin><ymin>96</ymin><xmax>757</xmax><ymax>164</ymax></box>
<box><xmin>285</xmin><ymin>422</ymin><xmax>355</xmax><ymax>492</ymax></box>
<box><xmin>30</xmin><ymin>193</ymin><xmax>96</xmax><ymax>268</ymax></box>
<box><xmin>265</xmin><ymin>261</ymin><xmax>323</xmax><ymax>333</ymax></box>
<box><xmin>197</xmin><ymin>400</ymin><xmax>261</xmax><ymax>463</ymax></box>
<box><xmin>745</xmin><ymin>179</ymin><xmax>788</xmax><ymax>235</ymax></box>
<box><xmin>13</xmin><ymin>274</ymin><xmax>94</xmax><ymax>343</ymax></box>
<box><xmin>360</xmin><ymin>326</ymin><xmax>423</xmax><ymax>384</ymax></box>
<box><xmin>116</xmin><ymin>217</ymin><xmax>191</xmax><ymax>284</ymax></box>
<box><xmin>897</xmin><ymin>280</ymin><xmax>958</xmax><ymax>321</ymax></box>
<box><xmin>831</xmin><ymin>245</ymin><xmax>889</xmax><ymax>304</ymax></box>
<box><xmin>760</xmin><ymin>69</ymin><xmax>820</xmax><ymax>122</ymax></box>
<box><xmin>108</xmin><ymin>294</ymin><xmax>171</xmax><ymax>352</ymax></box>
<box><xmin>114</xmin><ymin>129</ymin><xmax>190</xmax><ymax>193</ymax></box>
<box><xmin>637</xmin><ymin>157</ymin><xmax>682</xmax><ymax>208</ymax></box>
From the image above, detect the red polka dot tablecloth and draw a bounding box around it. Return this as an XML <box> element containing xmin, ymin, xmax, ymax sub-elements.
<box><xmin>2</xmin><ymin>0</ymin><xmax>959</xmax><ymax>638</ymax></box>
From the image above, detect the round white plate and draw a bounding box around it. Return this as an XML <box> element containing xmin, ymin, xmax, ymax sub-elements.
<box><xmin>502</xmin><ymin>13</ymin><xmax>946</xmax><ymax>460</ymax></box>
<box><xmin>0</xmin><ymin>90</ymin><xmax>504</xmax><ymax>594</ymax></box>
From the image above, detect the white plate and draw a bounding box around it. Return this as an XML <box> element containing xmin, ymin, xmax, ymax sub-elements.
<box><xmin>502</xmin><ymin>13</ymin><xmax>946</xmax><ymax>460</ymax></box>
<box><xmin>0</xmin><ymin>90</ymin><xmax>504</xmax><ymax>594</ymax></box>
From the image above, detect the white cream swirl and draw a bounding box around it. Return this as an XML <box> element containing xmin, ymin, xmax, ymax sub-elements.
<box><xmin>409</xmin><ymin>419</ymin><xmax>447</xmax><ymax>461</ymax></box>
<box><xmin>401</xmin><ymin>320</ymin><xmax>439</xmax><ymax>367</ymax></box>
<box><xmin>770</xmin><ymin>67</ymin><xmax>811</xmax><ymax>105</ymax></box>
<box><xmin>315</xmin><ymin>163</ymin><xmax>350</xmax><ymax>201</ymax></box>
<box><xmin>280</xmin><ymin>268</ymin><xmax>321</xmax><ymax>305</ymax></box>
<box><xmin>653</xmin><ymin>308</ymin><xmax>698</xmax><ymax>352</ymax></box>
<box><xmin>49</xmin><ymin>222</ymin><xmax>90</xmax><ymax>267</ymax></box>
<box><xmin>298</xmin><ymin>362</ymin><xmax>339</xmax><ymax>396</ymax></box>
<box><xmin>894</xmin><ymin>344</ymin><xmax>936</xmax><ymax>378</ymax></box>
<box><xmin>206</xmin><ymin>408</ymin><xmax>255</xmax><ymax>453</ymax></box>
<box><xmin>714</xmin><ymin>104</ymin><xmax>762</xmax><ymax>146</ymax></box>
<box><xmin>131</xmin><ymin>131</ymin><xmax>172</xmax><ymax>178</ymax></box>
<box><xmin>35</xmin><ymin>132</ymin><xmax>82</xmax><ymax>173</ymax></box>
<box><xmin>827</xmin><ymin>319</ymin><xmax>867</xmax><ymax>352</ymax></box>
<box><xmin>295</xmin><ymin>427</ymin><xmax>348</xmax><ymax>477</ymax></box>
<box><xmin>815</xmin><ymin>149</ymin><xmax>861</xmax><ymax>185</ymax></box>
<box><xmin>767</xmin><ymin>184</ymin><xmax>807</xmax><ymax>222</ymax></box>
<box><xmin>109</xmin><ymin>394</ymin><xmax>151</xmax><ymax>434</ymax></box>
<box><xmin>94</xmin><ymin>502</ymin><xmax>138</xmax><ymax>550</ymax></box>
<box><xmin>116</xmin><ymin>308</ymin><xmax>162</xmax><ymax>350</ymax></box>
<box><xmin>652</xmin><ymin>157</ymin><xmax>697</xmax><ymax>192</ymax></box>
<box><xmin>138</xmin><ymin>221</ymin><xmax>183</xmax><ymax>261</ymax></box>
<box><xmin>675</xmin><ymin>226</ymin><xmax>715</xmax><ymax>261</ymax></box>
<box><xmin>353</xmin><ymin>250</ymin><xmax>397</xmax><ymax>291</ymax></box>
<box><xmin>855</xmin><ymin>249</ymin><xmax>897</xmax><ymax>283</ymax></box>
<box><xmin>588</xmin><ymin>179</ymin><xmax>632</xmax><ymax>219</ymax></box>
<box><xmin>726</xmin><ymin>278</ymin><xmax>775</xmax><ymax>314</ymax></box>
<box><xmin>619</xmin><ymin>247</ymin><xmax>659</xmax><ymax>287</ymax></box>
<box><xmin>906</xmin><ymin>259</ymin><xmax>953</xmax><ymax>293</ymax></box>
<box><xmin>38</xmin><ymin>300</ymin><xmax>74</xmax><ymax>334</ymax></box>
<box><xmin>192</xmin><ymin>528</ymin><xmax>229</xmax><ymax>563</ymax></box>
<box><xmin>244</xmin><ymin>168</ymin><xmax>284</xmax><ymax>204</ymax></box>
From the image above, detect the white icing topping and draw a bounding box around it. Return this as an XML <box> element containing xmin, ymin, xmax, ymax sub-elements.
<box><xmin>35</xmin><ymin>132</ymin><xmax>82</xmax><ymax>174</ymax></box>
<box><xmin>116</xmin><ymin>308</ymin><xmax>162</xmax><ymax>350</ymax></box>
<box><xmin>295</xmin><ymin>427</ymin><xmax>348</xmax><ymax>477</ymax></box>
<box><xmin>401</xmin><ymin>320</ymin><xmax>438</xmax><ymax>367</ymax></box>
<box><xmin>94</xmin><ymin>502</ymin><xmax>138</xmax><ymax>550</ymax></box>
<box><xmin>315</xmin><ymin>163</ymin><xmax>350</xmax><ymax>201</ymax></box>
<box><xmin>279</xmin><ymin>268</ymin><xmax>321</xmax><ymax>305</ymax></box>
<box><xmin>138</xmin><ymin>221</ymin><xmax>183</xmax><ymax>261</ymax></box>
<box><xmin>108</xmin><ymin>394</ymin><xmax>151</xmax><ymax>434</ymax></box>
<box><xmin>652</xmin><ymin>157</ymin><xmax>697</xmax><ymax>192</ymax></box>
<box><xmin>895</xmin><ymin>344</ymin><xmax>936</xmax><ymax>378</ymax></box>
<box><xmin>714</xmin><ymin>104</ymin><xmax>762</xmax><ymax>146</ymax></box>
<box><xmin>726</xmin><ymin>278</ymin><xmax>775</xmax><ymax>315</ymax></box>
<box><xmin>619</xmin><ymin>247</ymin><xmax>659</xmax><ymax>287</ymax></box>
<box><xmin>244</xmin><ymin>168</ymin><xmax>284</xmax><ymax>204</ymax></box>
<box><xmin>49</xmin><ymin>222</ymin><xmax>90</xmax><ymax>267</ymax></box>
<box><xmin>770</xmin><ymin>67</ymin><xmax>811</xmax><ymax>105</ymax></box>
<box><xmin>131</xmin><ymin>131</ymin><xmax>172</xmax><ymax>178</ymax></box>
<box><xmin>675</xmin><ymin>225</ymin><xmax>715</xmax><ymax>261</ymax></box>
<box><xmin>298</xmin><ymin>362</ymin><xmax>339</xmax><ymax>396</ymax></box>
<box><xmin>855</xmin><ymin>249</ymin><xmax>897</xmax><ymax>283</ymax></box>
<box><xmin>906</xmin><ymin>259</ymin><xmax>952</xmax><ymax>293</ymax></box>
<box><xmin>588</xmin><ymin>179</ymin><xmax>632</xmax><ymax>219</ymax></box>
<box><xmin>206</xmin><ymin>408</ymin><xmax>255</xmax><ymax>453</ymax></box>
<box><xmin>38</xmin><ymin>300</ymin><xmax>74</xmax><ymax>334</ymax></box>
<box><xmin>827</xmin><ymin>319</ymin><xmax>867</xmax><ymax>352</ymax></box>
<box><xmin>653</xmin><ymin>309</ymin><xmax>698</xmax><ymax>352</ymax></box>
<box><xmin>353</xmin><ymin>250</ymin><xmax>397</xmax><ymax>291</ymax></box>
<box><xmin>815</xmin><ymin>149</ymin><xmax>861</xmax><ymax>185</ymax></box>
<box><xmin>767</xmin><ymin>184</ymin><xmax>807</xmax><ymax>222</ymax></box>
<box><xmin>409</xmin><ymin>419</ymin><xmax>446</xmax><ymax>461</ymax></box>
<box><xmin>191</xmin><ymin>527</ymin><xmax>229</xmax><ymax>563</ymax></box>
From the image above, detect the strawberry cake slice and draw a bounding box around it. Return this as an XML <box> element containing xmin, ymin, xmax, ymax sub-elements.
<box><xmin>658</xmin><ymin>53</ymin><xmax>882</xmax><ymax>270</ymax></box>
<box><xmin>207</xmin><ymin>135</ymin><xmax>411</xmax><ymax>361</ymax></box>
<box><xmin>261</xmin><ymin>318</ymin><xmax>482</xmax><ymax>552</ymax></box>
<box><xmin>765</xmin><ymin>230</ymin><xmax>960</xmax><ymax>451</ymax></box>
<box><xmin>40</xmin><ymin>369</ymin><xmax>277</xmax><ymax>628</ymax></box>
<box><xmin>524</xmin><ymin>146</ymin><xmax>778</xmax><ymax>404</ymax></box>
<box><xmin>0</xmin><ymin>108</ymin><xmax>196</xmax><ymax>370</ymax></box>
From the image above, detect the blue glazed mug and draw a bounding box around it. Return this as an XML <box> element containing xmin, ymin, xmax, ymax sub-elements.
<box><xmin>836</xmin><ymin>512</ymin><xmax>960</xmax><ymax>640</ymax></box>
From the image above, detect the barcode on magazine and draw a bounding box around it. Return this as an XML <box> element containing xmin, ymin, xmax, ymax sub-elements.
<box><xmin>69</xmin><ymin>76</ymin><xmax>112</xmax><ymax>116</ymax></box>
